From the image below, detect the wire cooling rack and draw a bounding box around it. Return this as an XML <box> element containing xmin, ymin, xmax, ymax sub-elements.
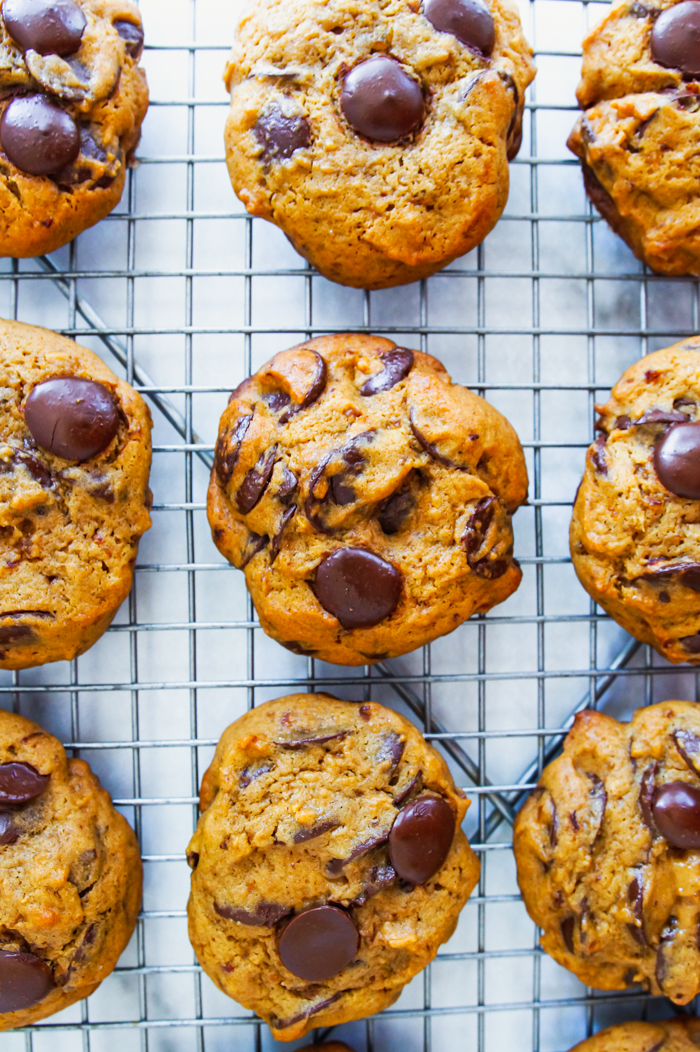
<box><xmin>4</xmin><ymin>0</ymin><xmax>700</xmax><ymax>1048</ymax></box>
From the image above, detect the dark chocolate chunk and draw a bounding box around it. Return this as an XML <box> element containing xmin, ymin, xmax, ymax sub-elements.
<box><xmin>351</xmin><ymin>863</ymin><xmax>397</xmax><ymax>906</ymax></box>
<box><xmin>340</xmin><ymin>55</ymin><xmax>425</xmax><ymax>142</ymax></box>
<box><xmin>377</xmin><ymin>488</ymin><xmax>414</xmax><ymax>534</ymax></box>
<box><xmin>276</xmin><ymin>730</ymin><xmax>348</xmax><ymax>750</ymax></box>
<box><xmin>0</xmin><ymin>761</ymin><xmax>49</xmax><ymax>805</ymax></box>
<box><xmin>214</xmin><ymin>901</ymin><xmax>292</xmax><ymax>927</ymax></box>
<box><xmin>280</xmin><ymin>640</ymin><xmax>317</xmax><ymax>656</ymax></box>
<box><xmin>186</xmin><ymin>850</ymin><xmax>199</xmax><ymax>870</ymax></box>
<box><xmin>637</xmin><ymin>407</ymin><xmax>690</xmax><ymax>425</ymax></box>
<box><xmin>240</xmin><ymin>531</ymin><xmax>269</xmax><ymax>568</ymax></box>
<box><xmin>359</xmin><ymin>704</ymin><xmax>372</xmax><ymax>720</ymax></box>
<box><xmin>394</xmin><ymin>771</ymin><xmax>422</xmax><ymax>807</ymax></box>
<box><xmin>293</xmin><ymin>819</ymin><xmax>339</xmax><ymax>843</ymax></box>
<box><xmin>326</xmin><ymin>832</ymin><xmax>391</xmax><ymax>877</ymax></box>
<box><xmin>277</xmin><ymin>464</ymin><xmax>297</xmax><ymax>503</ymax></box>
<box><xmin>653</xmin><ymin>422</ymin><xmax>700</xmax><ymax>498</ymax></box>
<box><xmin>3</xmin><ymin>0</ymin><xmax>86</xmax><ymax>56</ymax></box>
<box><xmin>1</xmin><ymin>95</ymin><xmax>79</xmax><ymax>177</ymax></box>
<box><xmin>0</xmin><ymin>950</ymin><xmax>54</xmax><ymax>1012</ymax></box>
<box><xmin>463</xmin><ymin>496</ymin><xmax>495</xmax><ymax>557</ymax></box>
<box><xmin>305</xmin><ymin>431</ymin><xmax>375</xmax><ymax>531</ymax></box>
<box><xmin>270</xmin><ymin>505</ymin><xmax>296</xmax><ymax>563</ymax></box>
<box><xmin>627</xmin><ymin>871</ymin><xmax>646</xmax><ymax>945</ymax></box>
<box><xmin>297</xmin><ymin>350</ymin><xmax>327</xmax><ymax>410</ymax></box>
<box><xmin>588</xmin><ymin>773</ymin><xmax>607</xmax><ymax>843</ymax></box>
<box><xmin>24</xmin><ymin>377</ymin><xmax>119</xmax><ymax>461</ymax></box>
<box><xmin>312</xmin><ymin>547</ymin><xmax>402</xmax><ymax>629</ymax></box>
<box><xmin>269</xmin><ymin>992</ymin><xmax>341</xmax><ymax>1031</ymax></box>
<box><xmin>236</xmin><ymin>447</ymin><xmax>277</xmax><ymax>514</ymax></box>
<box><xmin>590</xmin><ymin>433</ymin><xmax>608</xmax><ymax>476</ymax></box>
<box><xmin>265</xmin><ymin>391</ymin><xmax>291</xmax><ymax>413</ymax></box>
<box><xmin>114</xmin><ymin>19</ymin><xmax>144</xmax><ymax>60</ymax></box>
<box><xmin>0</xmin><ymin>813</ymin><xmax>19</xmax><ymax>844</ymax></box>
<box><xmin>681</xmin><ymin>632</ymin><xmax>700</xmax><ymax>653</ymax></box>
<box><xmin>0</xmin><ymin>623</ymin><xmax>35</xmax><ymax>646</ymax></box>
<box><xmin>255</xmin><ymin>100</ymin><xmax>311</xmax><ymax>162</ymax></box>
<box><xmin>410</xmin><ymin>411</ymin><xmax>465</xmax><ymax>470</ymax></box>
<box><xmin>639</xmin><ymin>763</ymin><xmax>658</xmax><ymax>830</ymax></box>
<box><xmin>360</xmin><ymin>348</ymin><xmax>414</xmax><ymax>396</ymax></box>
<box><xmin>560</xmin><ymin>916</ymin><xmax>575</xmax><ymax>954</ymax></box>
<box><xmin>656</xmin><ymin>916</ymin><xmax>678</xmax><ymax>992</ymax></box>
<box><xmin>674</xmin><ymin>728</ymin><xmax>700</xmax><ymax>776</ymax></box>
<box><xmin>377</xmin><ymin>732</ymin><xmax>405</xmax><ymax>776</ymax></box>
<box><xmin>215</xmin><ymin>414</ymin><xmax>252</xmax><ymax>485</ymax></box>
<box><xmin>278</xmin><ymin>906</ymin><xmax>359</xmax><ymax>981</ymax></box>
<box><xmin>388</xmin><ymin>794</ymin><xmax>455</xmax><ymax>884</ymax></box>
<box><xmin>637</xmin><ymin>561</ymin><xmax>700</xmax><ymax>593</ymax></box>
<box><xmin>651</xmin><ymin>1</ymin><xmax>700</xmax><ymax>76</ymax></box>
<box><xmin>239</xmin><ymin>763</ymin><xmax>272</xmax><ymax>788</ymax></box>
<box><xmin>652</xmin><ymin>780</ymin><xmax>700</xmax><ymax>847</ymax></box>
<box><xmin>614</xmin><ymin>415</ymin><xmax>632</xmax><ymax>431</ymax></box>
<box><xmin>423</xmin><ymin>0</ymin><xmax>495</xmax><ymax>55</ymax></box>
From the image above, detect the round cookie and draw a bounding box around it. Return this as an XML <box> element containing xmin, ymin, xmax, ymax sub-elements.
<box><xmin>223</xmin><ymin>0</ymin><xmax>535</xmax><ymax>289</ymax></box>
<box><xmin>513</xmin><ymin>700</ymin><xmax>700</xmax><ymax>1004</ymax></box>
<box><xmin>0</xmin><ymin>0</ymin><xmax>148</xmax><ymax>257</ymax></box>
<box><xmin>0</xmin><ymin>707</ymin><xmax>142</xmax><ymax>1029</ymax></box>
<box><xmin>207</xmin><ymin>333</ymin><xmax>528</xmax><ymax>666</ymax></box>
<box><xmin>568</xmin><ymin>1018</ymin><xmax>700</xmax><ymax>1052</ymax></box>
<box><xmin>570</xmin><ymin>338</ymin><xmax>700</xmax><ymax>665</ymax></box>
<box><xmin>186</xmin><ymin>694</ymin><xmax>480</xmax><ymax>1042</ymax></box>
<box><xmin>0</xmin><ymin>316</ymin><xmax>152</xmax><ymax>669</ymax></box>
<box><xmin>568</xmin><ymin>0</ymin><xmax>700</xmax><ymax>275</ymax></box>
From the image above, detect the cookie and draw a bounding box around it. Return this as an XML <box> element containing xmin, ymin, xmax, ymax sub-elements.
<box><xmin>299</xmin><ymin>1045</ymin><xmax>355</xmax><ymax>1052</ymax></box>
<box><xmin>512</xmin><ymin>700</ymin><xmax>700</xmax><ymax>1004</ymax></box>
<box><xmin>207</xmin><ymin>333</ymin><xmax>528</xmax><ymax>666</ymax></box>
<box><xmin>569</xmin><ymin>338</ymin><xmax>700</xmax><ymax>665</ymax></box>
<box><xmin>569</xmin><ymin>1018</ymin><xmax>700</xmax><ymax>1052</ymax></box>
<box><xmin>0</xmin><ymin>707</ymin><xmax>142</xmax><ymax>1030</ymax></box>
<box><xmin>223</xmin><ymin>0</ymin><xmax>535</xmax><ymax>289</ymax></box>
<box><xmin>0</xmin><ymin>0</ymin><xmax>148</xmax><ymax>257</ymax></box>
<box><xmin>186</xmin><ymin>694</ymin><xmax>479</xmax><ymax>1042</ymax></box>
<box><xmin>0</xmin><ymin>316</ymin><xmax>152</xmax><ymax>669</ymax></box>
<box><xmin>568</xmin><ymin>0</ymin><xmax>700</xmax><ymax>275</ymax></box>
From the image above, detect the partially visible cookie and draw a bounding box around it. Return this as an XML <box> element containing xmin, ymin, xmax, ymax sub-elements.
<box><xmin>0</xmin><ymin>317</ymin><xmax>152</xmax><ymax>669</ymax></box>
<box><xmin>299</xmin><ymin>1044</ymin><xmax>356</xmax><ymax>1052</ymax></box>
<box><xmin>207</xmin><ymin>333</ymin><xmax>528</xmax><ymax>666</ymax></box>
<box><xmin>0</xmin><ymin>707</ymin><xmax>142</xmax><ymax>1030</ymax></box>
<box><xmin>187</xmin><ymin>694</ymin><xmax>480</xmax><ymax>1042</ymax></box>
<box><xmin>569</xmin><ymin>1018</ymin><xmax>700</xmax><ymax>1051</ymax></box>
<box><xmin>570</xmin><ymin>338</ymin><xmax>700</xmax><ymax>664</ymax></box>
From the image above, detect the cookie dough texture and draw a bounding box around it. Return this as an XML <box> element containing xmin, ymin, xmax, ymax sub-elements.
<box><xmin>187</xmin><ymin>694</ymin><xmax>479</xmax><ymax>1041</ymax></box>
<box><xmin>569</xmin><ymin>1018</ymin><xmax>700</xmax><ymax>1052</ymax></box>
<box><xmin>568</xmin><ymin>0</ymin><xmax>700</xmax><ymax>275</ymax></box>
<box><xmin>224</xmin><ymin>0</ymin><xmax>535</xmax><ymax>289</ymax></box>
<box><xmin>207</xmin><ymin>333</ymin><xmax>528</xmax><ymax>666</ymax></box>
<box><xmin>513</xmin><ymin>701</ymin><xmax>700</xmax><ymax>1004</ymax></box>
<box><xmin>0</xmin><ymin>317</ymin><xmax>152</xmax><ymax>669</ymax></box>
<box><xmin>571</xmin><ymin>339</ymin><xmax>700</xmax><ymax>665</ymax></box>
<box><xmin>0</xmin><ymin>0</ymin><xmax>148</xmax><ymax>257</ymax></box>
<box><xmin>0</xmin><ymin>708</ymin><xmax>142</xmax><ymax>1029</ymax></box>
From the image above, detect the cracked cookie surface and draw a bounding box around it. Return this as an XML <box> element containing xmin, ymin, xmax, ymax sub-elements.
<box><xmin>569</xmin><ymin>1018</ymin><xmax>700</xmax><ymax>1052</ymax></box>
<box><xmin>0</xmin><ymin>707</ymin><xmax>142</xmax><ymax>1030</ymax></box>
<box><xmin>570</xmin><ymin>338</ymin><xmax>700</xmax><ymax>664</ymax></box>
<box><xmin>207</xmin><ymin>333</ymin><xmax>528</xmax><ymax>666</ymax></box>
<box><xmin>0</xmin><ymin>316</ymin><xmax>152</xmax><ymax>669</ymax></box>
<box><xmin>223</xmin><ymin>0</ymin><xmax>535</xmax><ymax>288</ymax></box>
<box><xmin>186</xmin><ymin>694</ymin><xmax>479</xmax><ymax>1042</ymax></box>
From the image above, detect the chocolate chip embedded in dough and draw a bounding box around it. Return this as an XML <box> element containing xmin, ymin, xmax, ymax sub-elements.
<box><xmin>561</xmin><ymin>915</ymin><xmax>575</xmax><ymax>953</ymax></box>
<box><xmin>0</xmin><ymin>623</ymin><xmax>35</xmax><ymax>646</ymax></box>
<box><xmin>236</xmin><ymin>447</ymin><xmax>277</xmax><ymax>514</ymax></box>
<box><xmin>680</xmin><ymin>632</ymin><xmax>700</xmax><ymax>653</ymax></box>
<box><xmin>341</xmin><ymin>56</ymin><xmax>425</xmax><ymax>142</ymax></box>
<box><xmin>0</xmin><ymin>761</ymin><xmax>49</xmax><ymax>804</ymax></box>
<box><xmin>215</xmin><ymin>414</ymin><xmax>252</xmax><ymax>485</ymax></box>
<box><xmin>654</xmin><ymin>421</ymin><xmax>700</xmax><ymax>498</ymax></box>
<box><xmin>377</xmin><ymin>732</ymin><xmax>405</xmax><ymax>777</ymax></box>
<box><xmin>326</xmin><ymin>832</ymin><xmax>391</xmax><ymax>877</ymax></box>
<box><xmin>1</xmin><ymin>94</ymin><xmax>80</xmax><ymax>177</ymax></box>
<box><xmin>312</xmin><ymin>547</ymin><xmax>402</xmax><ymax>629</ymax></box>
<box><xmin>186</xmin><ymin>850</ymin><xmax>199</xmax><ymax>870</ymax></box>
<box><xmin>410</xmin><ymin>410</ymin><xmax>466</xmax><ymax>470</ymax></box>
<box><xmin>590</xmin><ymin>433</ymin><xmax>608</xmax><ymax>476</ymax></box>
<box><xmin>674</xmin><ymin>728</ymin><xmax>700</xmax><ymax>776</ymax></box>
<box><xmin>360</xmin><ymin>348</ymin><xmax>414</xmax><ymax>396</ymax></box>
<box><xmin>652</xmin><ymin>780</ymin><xmax>700</xmax><ymax>848</ymax></box>
<box><xmin>377</xmin><ymin>488</ymin><xmax>414</xmax><ymax>534</ymax></box>
<box><xmin>114</xmin><ymin>19</ymin><xmax>144</xmax><ymax>60</ymax></box>
<box><xmin>423</xmin><ymin>0</ymin><xmax>496</xmax><ymax>55</ymax></box>
<box><xmin>292</xmin><ymin>819</ymin><xmax>339</xmax><ymax>843</ymax></box>
<box><xmin>24</xmin><ymin>377</ymin><xmax>119</xmax><ymax>461</ymax></box>
<box><xmin>638</xmin><ymin>561</ymin><xmax>700</xmax><ymax>593</ymax></box>
<box><xmin>270</xmin><ymin>505</ymin><xmax>296</xmax><ymax>563</ymax></box>
<box><xmin>388</xmin><ymin>793</ymin><xmax>455</xmax><ymax>884</ymax></box>
<box><xmin>0</xmin><ymin>813</ymin><xmax>19</xmax><ymax>844</ymax></box>
<box><xmin>276</xmin><ymin>464</ymin><xmax>297</xmax><ymax>503</ymax></box>
<box><xmin>255</xmin><ymin>100</ymin><xmax>311</xmax><ymax>162</ymax></box>
<box><xmin>3</xmin><ymin>0</ymin><xmax>86</xmax><ymax>56</ymax></box>
<box><xmin>278</xmin><ymin>905</ymin><xmax>359</xmax><ymax>981</ymax></box>
<box><xmin>0</xmin><ymin>949</ymin><xmax>54</xmax><ymax>1012</ymax></box>
<box><xmin>639</xmin><ymin>762</ymin><xmax>658</xmax><ymax>830</ymax></box>
<box><xmin>276</xmin><ymin>730</ymin><xmax>348</xmax><ymax>750</ymax></box>
<box><xmin>651</xmin><ymin>0</ymin><xmax>700</xmax><ymax>77</ymax></box>
<box><xmin>637</xmin><ymin>407</ymin><xmax>690</xmax><ymax>425</ymax></box>
<box><xmin>240</xmin><ymin>531</ymin><xmax>269</xmax><ymax>568</ymax></box>
<box><xmin>215</xmin><ymin>901</ymin><xmax>292</xmax><ymax>927</ymax></box>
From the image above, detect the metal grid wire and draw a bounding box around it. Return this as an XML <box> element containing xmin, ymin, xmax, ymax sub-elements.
<box><xmin>3</xmin><ymin>0</ymin><xmax>700</xmax><ymax>1048</ymax></box>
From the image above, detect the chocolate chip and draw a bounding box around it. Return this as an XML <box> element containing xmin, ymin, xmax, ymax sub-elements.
<box><xmin>680</xmin><ymin>632</ymin><xmax>700</xmax><ymax>653</ymax></box>
<box><xmin>637</xmin><ymin>561</ymin><xmax>700</xmax><ymax>593</ymax></box>
<box><xmin>394</xmin><ymin>770</ymin><xmax>422</xmax><ymax>807</ymax></box>
<box><xmin>186</xmin><ymin>850</ymin><xmax>199</xmax><ymax>869</ymax></box>
<box><xmin>239</xmin><ymin>763</ymin><xmax>272</xmax><ymax>788</ymax></box>
<box><xmin>326</xmin><ymin>832</ymin><xmax>391</xmax><ymax>877</ymax></box>
<box><xmin>377</xmin><ymin>488</ymin><xmax>414</xmax><ymax>534</ymax></box>
<box><xmin>236</xmin><ymin>447</ymin><xmax>276</xmax><ymax>514</ymax></box>
<box><xmin>360</xmin><ymin>348</ymin><xmax>414</xmax><ymax>396</ymax></box>
<box><xmin>269</xmin><ymin>992</ymin><xmax>341</xmax><ymax>1031</ymax></box>
<box><xmin>423</xmin><ymin>0</ymin><xmax>495</xmax><ymax>55</ymax></box>
<box><xmin>656</xmin><ymin>916</ymin><xmax>678</xmax><ymax>992</ymax></box>
<box><xmin>351</xmin><ymin>863</ymin><xmax>397</xmax><ymax>906</ymax></box>
<box><xmin>463</xmin><ymin>496</ymin><xmax>495</xmax><ymax>557</ymax></box>
<box><xmin>614</xmin><ymin>415</ymin><xmax>632</xmax><ymax>430</ymax></box>
<box><xmin>0</xmin><ymin>623</ymin><xmax>34</xmax><ymax>646</ymax></box>
<box><xmin>277</xmin><ymin>464</ymin><xmax>297</xmax><ymax>503</ymax></box>
<box><xmin>590</xmin><ymin>433</ymin><xmax>608</xmax><ymax>476</ymax></box>
<box><xmin>0</xmin><ymin>949</ymin><xmax>54</xmax><ymax>1012</ymax></box>
<box><xmin>276</xmin><ymin>730</ymin><xmax>348</xmax><ymax>750</ymax></box>
<box><xmin>675</xmin><ymin>728</ymin><xmax>700</xmax><ymax>776</ymax></box>
<box><xmin>312</xmin><ymin>547</ymin><xmax>402</xmax><ymax>629</ymax></box>
<box><xmin>639</xmin><ymin>763</ymin><xmax>658</xmax><ymax>830</ymax></box>
<box><xmin>653</xmin><ymin>422</ymin><xmax>700</xmax><ymax>498</ymax></box>
<box><xmin>240</xmin><ymin>531</ymin><xmax>269</xmax><ymax>568</ymax></box>
<box><xmin>293</xmin><ymin>819</ymin><xmax>339</xmax><ymax>843</ymax></box>
<box><xmin>297</xmin><ymin>351</ymin><xmax>327</xmax><ymax>410</ymax></box>
<box><xmin>215</xmin><ymin>901</ymin><xmax>292</xmax><ymax>927</ymax></box>
<box><xmin>1</xmin><ymin>94</ymin><xmax>80</xmax><ymax>177</ymax></box>
<box><xmin>377</xmin><ymin>732</ymin><xmax>405</xmax><ymax>776</ymax></box>
<box><xmin>114</xmin><ymin>19</ymin><xmax>144</xmax><ymax>60</ymax></box>
<box><xmin>9</xmin><ymin>449</ymin><xmax>52</xmax><ymax>488</ymax></box>
<box><xmin>3</xmin><ymin>0</ymin><xmax>86</xmax><ymax>56</ymax></box>
<box><xmin>255</xmin><ymin>100</ymin><xmax>310</xmax><ymax>162</ymax></box>
<box><xmin>388</xmin><ymin>794</ymin><xmax>455</xmax><ymax>884</ymax></box>
<box><xmin>651</xmin><ymin>1</ymin><xmax>700</xmax><ymax>76</ymax></box>
<box><xmin>410</xmin><ymin>412</ymin><xmax>465</xmax><ymax>470</ymax></box>
<box><xmin>280</xmin><ymin>640</ymin><xmax>316</xmax><ymax>656</ymax></box>
<box><xmin>652</xmin><ymin>781</ymin><xmax>700</xmax><ymax>847</ymax></box>
<box><xmin>24</xmin><ymin>377</ymin><xmax>119</xmax><ymax>461</ymax></box>
<box><xmin>0</xmin><ymin>762</ymin><xmax>49</xmax><ymax>805</ymax></box>
<box><xmin>340</xmin><ymin>55</ymin><xmax>425</xmax><ymax>142</ymax></box>
<box><xmin>637</xmin><ymin>407</ymin><xmax>690</xmax><ymax>425</ymax></box>
<box><xmin>0</xmin><ymin>813</ymin><xmax>19</xmax><ymax>844</ymax></box>
<box><xmin>560</xmin><ymin>915</ymin><xmax>575</xmax><ymax>953</ymax></box>
<box><xmin>359</xmin><ymin>704</ymin><xmax>372</xmax><ymax>720</ymax></box>
<box><xmin>270</xmin><ymin>506</ymin><xmax>296</xmax><ymax>563</ymax></box>
<box><xmin>305</xmin><ymin>431</ymin><xmax>376</xmax><ymax>532</ymax></box>
<box><xmin>588</xmin><ymin>773</ymin><xmax>607</xmax><ymax>842</ymax></box>
<box><xmin>278</xmin><ymin>906</ymin><xmax>359</xmax><ymax>981</ymax></box>
<box><xmin>215</xmin><ymin>414</ymin><xmax>252</xmax><ymax>485</ymax></box>
<box><xmin>265</xmin><ymin>391</ymin><xmax>291</xmax><ymax>413</ymax></box>
<box><xmin>627</xmin><ymin>871</ymin><xmax>646</xmax><ymax>945</ymax></box>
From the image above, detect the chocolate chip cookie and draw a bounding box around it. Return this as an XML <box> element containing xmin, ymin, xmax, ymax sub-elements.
<box><xmin>0</xmin><ymin>316</ymin><xmax>152</xmax><ymax>669</ymax></box>
<box><xmin>0</xmin><ymin>707</ymin><xmax>142</xmax><ymax>1030</ymax></box>
<box><xmin>569</xmin><ymin>1018</ymin><xmax>700</xmax><ymax>1052</ymax></box>
<box><xmin>223</xmin><ymin>0</ymin><xmax>535</xmax><ymax>288</ymax></box>
<box><xmin>568</xmin><ymin>0</ymin><xmax>700</xmax><ymax>275</ymax></box>
<box><xmin>186</xmin><ymin>694</ymin><xmax>480</xmax><ymax>1042</ymax></box>
<box><xmin>0</xmin><ymin>0</ymin><xmax>148</xmax><ymax>257</ymax></box>
<box><xmin>208</xmin><ymin>334</ymin><xmax>528</xmax><ymax>666</ymax></box>
<box><xmin>570</xmin><ymin>338</ymin><xmax>700</xmax><ymax>665</ymax></box>
<box><xmin>299</xmin><ymin>1045</ymin><xmax>355</xmax><ymax>1052</ymax></box>
<box><xmin>513</xmin><ymin>701</ymin><xmax>700</xmax><ymax>1004</ymax></box>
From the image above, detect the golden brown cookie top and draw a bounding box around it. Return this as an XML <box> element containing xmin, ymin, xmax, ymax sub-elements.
<box><xmin>570</xmin><ymin>1017</ymin><xmax>700</xmax><ymax>1051</ymax></box>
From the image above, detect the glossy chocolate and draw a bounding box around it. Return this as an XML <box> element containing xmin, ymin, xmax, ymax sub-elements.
<box><xmin>651</xmin><ymin>0</ymin><xmax>700</xmax><ymax>77</ymax></box>
<box><xmin>24</xmin><ymin>377</ymin><xmax>119</xmax><ymax>461</ymax></box>
<box><xmin>3</xmin><ymin>0</ymin><xmax>86</xmax><ymax>56</ymax></box>
<box><xmin>653</xmin><ymin>421</ymin><xmax>700</xmax><ymax>498</ymax></box>
<box><xmin>1</xmin><ymin>95</ymin><xmax>80</xmax><ymax>177</ymax></box>
<box><xmin>388</xmin><ymin>793</ymin><xmax>455</xmax><ymax>884</ymax></box>
<box><xmin>255</xmin><ymin>101</ymin><xmax>310</xmax><ymax>162</ymax></box>
<box><xmin>312</xmin><ymin>547</ymin><xmax>402</xmax><ymax>629</ymax></box>
<box><xmin>278</xmin><ymin>906</ymin><xmax>359</xmax><ymax>980</ymax></box>
<box><xmin>214</xmin><ymin>901</ymin><xmax>291</xmax><ymax>927</ymax></box>
<box><xmin>652</xmin><ymin>780</ymin><xmax>700</xmax><ymax>847</ymax></box>
<box><xmin>341</xmin><ymin>55</ymin><xmax>425</xmax><ymax>142</ymax></box>
<box><xmin>360</xmin><ymin>348</ymin><xmax>414</xmax><ymax>396</ymax></box>
<box><xmin>423</xmin><ymin>0</ymin><xmax>496</xmax><ymax>55</ymax></box>
<box><xmin>0</xmin><ymin>949</ymin><xmax>54</xmax><ymax>1012</ymax></box>
<box><xmin>114</xmin><ymin>19</ymin><xmax>144</xmax><ymax>60</ymax></box>
<box><xmin>0</xmin><ymin>762</ymin><xmax>49</xmax><ymax>805</ymax></box>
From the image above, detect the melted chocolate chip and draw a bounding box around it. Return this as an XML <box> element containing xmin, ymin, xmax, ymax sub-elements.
<box><xmin>240</xmin><ymin>531</ymin><xmax>268</xmax><ymax>568</ymax></box>
<box><xmin>239</xmin><ymin>763</ymin><xmax>272</xmax><ymax>788</ymax></box>
<box><xmin>561</xmin><ymin>915</ymin><xmax>575</xmax><ymax>954</ymax></box>
<box><xmin>377</xmin><ymin>732</ymin><xmax>405</xmax><ymax>776</ymax></box>
<box><xmin>340</xmin><ymin>55</ymin><xmax>425</xmax><ymax>142</ymax></box>
<box><xmin>639</xmin><ymin>763</ymin><xmax>658</xmax><ymax>830</ymax></box>
<box><xmin>236</xmin><ymin>447</ymin><xmax>277</xmax><ymax>514</ymax></box>
<box><xmin>278</xmin><ymin>906</ymin><xmax>359</xmax><ymax>981</ymax></box>
<box><xmin>3</xmin><ymin>0</ymin><xmax>86</xmax><ymax>56</ymax></box>
<box><xmin>0</xmin><ymin>813</ymin><xmax>19</xmax><ymax>844</ymax></box>
<box><xmin>590</xmin><ymin>433</ymin><xmax>608</xmax><ymax>476</ymax></box>
<box><xmin>637</xmin><ymin>407</ymin><xmax>690</xmax><ymax>425</ymax></box>
<box><xmin>269</xmin><ymin>992</ymin><xmax>341</xmax><ymax>1031</ymax></box>
<box><xmin>114</xmin><ymin>19</ymin><xmax>144</xmax><ymax>60</ymax></box>
<box><xmin>656</xmin><ymin>916</ymin><xmax>678</xmax><ymax>992</ymax></box>
<box><xmin>255</xmin><ymin>100</ymin><xmax>311</xmax><ymax>162</ymax></box>
<box><xmin>627</xmin><ymin>871</ymin><xmax>646</xmax><ymax>945</ymax></box>
<box><xmin>423</xmin><ymin>0</ymin><xmax>495</xmax><ymax>55</ymax></box>
<box><xmin>270</xmin><ymin>505</ymin><xmax>296</xmax><ymax>563</ymax></box>
<box><xmin>638</xmin><ymin>561</ymin><xmax>700</xmax><ymax>593</ymax></box>
<box><xmin>351</xmin><ymin>863</ymin><xmax>397</xmax><ymax>906</ymax></box>
<box><xmin>293</xmin><ymin>819</ymin><xmax>339</xmax><ymax>843</ymax></box>
<box><xmin>388</xmin><ymin>794</ymin><xmax>455</xmax><ymax>884</ymax></box>
<box><xmin>0</xmin><ymin>950</ymin><xmax>54</xmax><ymax>1012</ymax></box>
<box><xmin>297</xmin><ymin>351</ymin><xmax>327</xmax><ymax>410</ymax></box>
<box><xmin>265</xmin><ymin>391</ymin><xmax>291</xmax><ymax>413</ymax></box>
<box><xmin>652</xmin><ymin>781</ymin><xmax>700</xmax><ymax>847</ymax></box>
<box><xmin>276</xmin><ymin>730</ymin><xmax>348</xmax><ymax>750</ymax></box>
<box><xmin>654</xmin><ymin>422</ymin><xmax>700</xmax><ymax>498</ymax></box>
<box><xmin>312</xmin><ymin>547</ymin><xmax>402</xmax><ymax>629</ymax></box>
<box><xmin>0</xmin><ymin>762</ymin><xmax>49</xmax><ymax>805</ymax></box>
<box><xmin>463</xmin><ymin>496</ymin><xmax>495</xmax><ymax>557</ymax></box>
<box><xmin>394</xmin><ymin>771</ymin><xmax>422</xmax><ymax>807</ymax></box>
<box><xmin>675</xmin><ymin>728</ymin><xmax>700</xmax><ymax>776</ymax></box>
<box><xmin>360</xmin><ymin>348</ymin><xmax>414</xmax><ymax>396</ymax></box>
<box><xmin>280</xmin><ymin>640</ymin><xmax>317</xmax><ymax>656</ymax></box>
<box><xmin>1</xmin><ymin>94</ymin><xmax>80</xmax><ymax>177</ymax></box>
<box><xmin>377</xmin><ymin>488</ymin><xmax>414</xmax><ymax>534</ymax></box>
<box><xmin>215</xmin><ymin>414</ymin><xmax>252</xmax><ymax>485</ymax></box>
<box><xmin>24</xmin><ymin>377</ymin><xmax>119</xmax><ymax>461</ymax></box>
<box><xmin>410</xmin><ymin>412</ymin><xmax>465</xmax><ymax>470</ymax></box>
<box><xmin>186</xmin><ymin>850</ymin><xmax>199</xmax><ymax>869</ymax></box>
<box><xmin>651</xmin><ymin>1</ymin><xmax>700</xmax><ymax>76</ymax></box>
<box><xmin>305</xmin><ymin>431</ymin><xmax>375</xmax><ymax>531</ymax></box>
<box><xmin>326</xmin><ymin>832</ymin><xmax>391</xmax><ymax>878</ymax></box>
<box><xmin>588</xmin><ymin>773</ymin><xmax>607</xmax><ymax>842</ymax></box>
<box><xmin>215</xmin><ymin>901</ymin><xmax>292</xmax><ymax>927</ymax></box>
<box><xmin>277</xmin><ymin>464</ymin><xmax>297</xmax><ymax>503</ymax></box>
<box><xmin>0</xmin><ymin>623</ymin><xmax>34</xmax><ymax>646</ymax></box>
<box><xmin>680</xmin><ymin>632</ymin><xmax>700</xmax><ymax>653</ymax></box>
